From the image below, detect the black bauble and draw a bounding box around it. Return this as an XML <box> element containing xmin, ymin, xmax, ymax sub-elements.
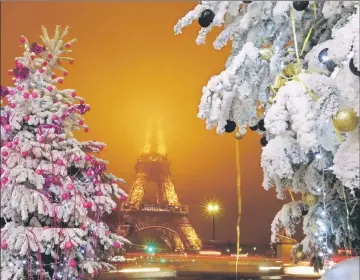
<box><xmin>293</xmin><ymin>1</ymin><xmax>309</xmax><ymax>11</ymax></box>
<box><xmin>249</xmin><ymin>125</ymin><xmax>258</xmax><ymax>131</ymax></box>
<box><xmin>260</xmin><ymin>136</ymin><xmax>268</xmax><ymax>146</ymax></box>
<box><xmin>243</xmin><ymin>1</ymin><xmax>253</xmax><ymax>3</ymax></box>
<box><xmin>318</xmin><ymin>48</ymin><xmax>329</xmax><ymax>63</ymax></box>
<box><xmin>257</xmin><ymin>119</ymin><xmax>266</xmax><ymax>131</ymax></box>
<box><xmin>225</xmin><ymin>120</ymin><xmax>236</xmax><ymax>133</ymax></box>
<box><xmin>325</xmin><ymin>60</ymin><xmax>336</xmax><ymax>72</ymax></box>
<box><xmin>349</xmin><ymin>58</ymin><xmax>360</xmax><ymax>77</ymax></box>
<box><xmin>198</xmin><ymin>9</ymin><xmax>215</xmax><ymax>28</ymax></box>
<box><xmin>302</xmin><ymin>208</ymin><xmax>308</xmax><ymax>216</ymax></box>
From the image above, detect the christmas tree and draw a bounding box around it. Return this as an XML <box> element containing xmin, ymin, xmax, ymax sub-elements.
<box><xmin>175</xmin><ymin>1</ymin><xmax>360</xmax><ymax>271</ymax></box>
<box><xmin>0</xmin><ymin>26</ymin><xmax>129</xmax><ymax>279</ymax></box>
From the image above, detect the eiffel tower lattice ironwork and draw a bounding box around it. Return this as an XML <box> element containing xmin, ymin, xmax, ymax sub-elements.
<box><xmin>118</xmin><ymin>119</ymin><xmax>202</xmax><ymax>252</ymax></box>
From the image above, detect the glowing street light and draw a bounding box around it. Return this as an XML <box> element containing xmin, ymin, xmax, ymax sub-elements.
<box><xmin>205</xmin><ymin>202</ymin><xmax>220</xmax><ymax>241</ymax></box>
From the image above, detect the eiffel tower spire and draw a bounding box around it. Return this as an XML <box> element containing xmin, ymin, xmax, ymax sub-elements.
<box><xmin>141</xmin><ymin>117</ymin><xmax>166</xmax><ymax>156</ymax></box>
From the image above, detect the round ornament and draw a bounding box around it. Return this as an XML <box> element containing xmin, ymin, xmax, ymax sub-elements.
<box><xmin>234</xmin><ymin>131</ymin><xmax>243</xmax><ymax>140</ymax></box>
<box><xmin>349</xmin><ymin>58</ymin><xmax>360</xmax><ymax>77</ymax></box>
<box><xmin>260</xmin><ymin>136</ymin><xmax>268</xmax><ymax>146</ymax></box>
<box><xmin>324</xmin><ymin>60</ymin><xmax>336</xmax><ymax>72</ymax></box>
<box><xmin>333</xmin><ymin>108</ymin><xmax>359</xmax><ymax>132</ymax></box>
<box><xmin>303</xmin><ymin>192</ymin><xmax>318</xmax><ymax>207</ymax></box>
<box><xmin>257</xmin><ymin>119</ymin><xmax>266</xmax><ymax>131</ymax></box>
<box><xmin>225</xmin><ymin>120</ymin><xmax>236</xmax><ymax>133</ymax></box>
<box><xmin>249</xmin><ymin>125</ymin><xmax>258</xmax><ymax>131</ymax></box>
<box><xmin>293</xmin><ymin>1</ymin><xmax>309</xmax><ymax>11</ymax></box>
<box><xmin>296</xmin><ymin>251</ymin><xmax>305</xmax><ymax>260</ymax></box>
<box><xmin>198</xmin><ymin>9</ymin><xmax>215</xmax><ymax>28</ymax></box>
<box><xmin>318</xmin><ymin>48</ymin><xmax>329</xmax><ymax>63</ymax></box>
<box><xmin>243</xmin><ymin>1</ymin><xmax>253</xmax><ymax>3</ymax></box>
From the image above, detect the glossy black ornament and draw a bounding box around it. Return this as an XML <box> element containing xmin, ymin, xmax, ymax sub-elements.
<box><xmin>318</xmin><ymin>48</ymin><xmax>329</xmax><ymax>63</ymax></box>
<box><xmin>243</xmin><ymin>1</ymin><xmax>253</xmax><ymax>3</ymax></box>
<box><xmin>260</xmin><ymin>136</ymin><xmax>268</xmax><ymax>146</ymax></box>
<box><xmin>349</xmin><ymin>58</ymin><xmax>360</xmax><ymax>77</ymax></box>
<box><xmin>324</xmin><ymin>60</ymin><xmax>336</xmax><ymax>72</ymax></box>
<box><xmin>293</xmin><ymin>1</ymin><xmax>309</xmax><ymax>11</ymax></box>
<box><xmin>198</xmin><ymin>9</ymin><xmax>215</xmax><ymax>28</ymax></box>
<box><xmin>224</xmin><ymin>120</ymin><xmax>236</xmax><ymax>133</ymax></box>
<box><xmin>249</xmin><ymin>125</ymin><xmax>258</xmax><ymax>131</ymax></box>
<box><xmin>257</xmin><ymin>119</ymin><xmax>266</xmax><ymax>131</ymax></box>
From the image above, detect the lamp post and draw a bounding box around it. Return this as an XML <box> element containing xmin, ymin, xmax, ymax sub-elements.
<box><xmin>206</xmin><ymin>203</ymin><xmax>220</xmax><ymax>241</ymax></box>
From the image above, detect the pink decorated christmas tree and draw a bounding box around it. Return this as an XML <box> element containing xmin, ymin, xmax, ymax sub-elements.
<box><xmin>0</xmin><ymin>26</ymin><xmax>129</xmax><ymax>280</ymax></box>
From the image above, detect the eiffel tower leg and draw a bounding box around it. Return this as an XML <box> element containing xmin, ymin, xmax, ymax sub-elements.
<box><xmin>174</xmin><ymin>217</ymin><xmax>202</xmax><ymax>251</ymax></box>
<box><xmin>128</xmin><ymin>171</ymin><xmax>147</xmax><ymax>208</ymax></box>
<box><xmin>161</xmin><ymin>172</ymin><xmax>180</xmax><ymax>206</ymax></box>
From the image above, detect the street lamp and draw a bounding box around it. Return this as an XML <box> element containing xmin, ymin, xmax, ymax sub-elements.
<box><xmin>206</xmin><ymin>202</ymin><xmax>220</xmax><ymax>240</ymax></box>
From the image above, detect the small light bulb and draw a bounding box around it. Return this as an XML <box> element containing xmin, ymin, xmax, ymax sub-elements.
<box><xmin>36</xmin><ymin>261</ymin><xmax>39</xmax><ymax>265</ymax></box>
<box><xmin>315</xmin><ymin>153</ymin><xmax>322</xmax><ymax>159</ymax></box>
<box><xmin>328</xmin><ymin>249</ymin><xmax>333</xmax><ymax>254</ymax></box>
<box><xmin>321</xmin><ymin>55</ymin><xmax>328</xmax><ymax>62</ymax></box>
<box><xmin>22</xmin><ymin>260</ymin><xmax>27</xmax><ymax>264</ymax></box>
<box><xmin>321</xmin><ymin>211</ymin><xmax>326</xmax><ymax>216</ymax></box>
<box><xmin>8</xmin><ymin>262</ymin><xmax>14</xmax><ymax>267</ymax></box>
<box><xmin>319</xmin><ymin>252</ymin><xmax>324</xmax><ymax>257</ymax></box>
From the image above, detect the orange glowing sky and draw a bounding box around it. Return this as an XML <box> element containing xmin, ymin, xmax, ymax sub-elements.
<box><xmin>1</xmin><ymin>1</ymin><xmax>287</xmax><ymax>245</ymax></box>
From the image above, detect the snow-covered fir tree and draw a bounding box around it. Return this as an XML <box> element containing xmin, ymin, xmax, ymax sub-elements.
<box><xmin>175</xmin><ymin>1</ymin><xmax>360</xmax><ymax>271</ymax></box>
<box><xmin>0</xmin><ymin>26</ymin><xmax>129</xmax><ymax>280</ymax></box>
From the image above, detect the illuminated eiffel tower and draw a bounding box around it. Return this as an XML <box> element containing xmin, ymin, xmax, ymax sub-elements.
<box><xmin>118</xmin><ymin>119</ymin><xmax>202</xmax><ymax>252</ymax></box>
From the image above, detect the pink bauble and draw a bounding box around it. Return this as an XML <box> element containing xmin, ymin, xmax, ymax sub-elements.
<box><xmin>1</xmin><ymin>177</ymin><xmax>8</xmax><ymax>184</ymax></box>
<box><xmin>6</xmin><ymin>142</ymin><xmax>13</xmax><ymax>149</ymax></box>
<box><xmin>85</xmin><ymin>155</ymin><xmax>91</xmax><ymax>161</ymax></box>
<box><xmin>24</xmin><ymin>115</ymin><xmax>30</xmax><ymax>121</ymax></box>
<box><xmin>43</xmin><ymin>226</ymin><xmax>49</xmax><ymax>230</ymax></box>
<box><xmin>71</xmin><ymin>91</ymin><xmax>76</xmax><ymax>97</ymax></box>
<box><xmin>51</xmin><ymin>73</ymin><xmax>57</xmax><ymax>79</ymax></box>
<box><xmin>36</xmin><ymin>170</ymin><xmax>43</xmax><ymax>175</ymax></box>
<box><xmin>97</xmin><ymin>191</ymin><xmax>103</xmax><ymax>196</ymax></box>
<box><xmin>39</xmin><ymin>137</ymin><xmax>45</xmax><ymax>143</ymax></box>
<box><xmin>21</xmin><ymin>151</ymin><xmax>29</xmax><ymax>157</ymax></box>
<box><xmin>120</xmin><ymin>195</ymin><xmax>127</xmax><ymax>201</ymax></box>
<box><xmin>58</xmin><ymin>79</ymin><xmax>63</xmax><ymax>84</ymax></box>
<box><xmin>86</xmin><ymin>170</ymin><xmax>93</xmax><ymax>177</ymax></box>
<box><xmin>31</xmin><ymin>92</ymin><xmax>38</xmax><ymax>98</ymax></box>
<box><xmin>20</xmin><ymin>37</ymin><xmax>25</xmax><ymax>43</ymax></box>
<box><xmin>48</xmin><ymin>54</ymin><xmax>53</xmax><ymax>59</ymax></box>
<box><xmin>62</xmin><ymin>193</ymin><xmax>69</xmax><ymax>200</ymax></box>
<box><xmin>4</xmin><ymin>125</ymin><xmax>12</xmax><ymax>132</ymax></box>
<box><xmin>80</xmin><ymin>100</ymin><xmax>84</xmax><ymax>105</ymax></box>
<box><xmin>9</xmin><ymin>90</ymin><xmax>15</xmax><ymax>96</ymax></box>
<box><xmin>56</xmin><ymin>159</ymin><xmax>64</xmax><ymax>165</ymax></box>
<box><xmin>47</xmin><ymin>86</ymin><xmax>53</xmax><ymax>92</ymax></box>
<box><xmin>70</xmin><ymin>60</ymin><xmax>74</xmax><ymax>65</ymax></box>
<box><xmin>73</xmin><ymin>156</ymin><xmax>80</xmax><ymax>162</ymax></box>
<box><xmin>84</xmin><ymin>127</ymin><xmax>89</xmax><ymax>133</ymax></box>
<box><xmin>42</xmin><ymin>61</ymin><xmax>48</xmax><ymax>67</ymax></box>
<box><xmin>9</xmin><ymin>103</ymin><xmax>16</xmax><ymax>108</ymax></box>
<box><xmin>1</xmin><ymin>240</ymin><xmax>7</xmax><ymax>249</ymax></box>
<box><xmin>52</xmin><ymin>115</ymin><xmax>59</xmax><ymax>121</ymax></box>
<box><xmin>78</xmin><ymin>120</ymin><xmax>84</xmax><ymax>126</ymax></box>
<box><xmin>2</xmin><ymin>151</ymin><xmax>8</xmax><ymax>157</ymax></box>
<box><xmin>69</xmin><ymin>259</ymin><xmax>76</xmax><ymax>268</ymax></box>
<box><xmin>64</xmin><ymin>241</ymin><xmax>73</xmax><ymax>249</ymax></box>
<box><xmin>64</xmin><ymin>72</ymin><xmax>68</xmax><ymax>77</ymax></box>
<box><xmin>105</xmin><ymin>231</ymin><xmax>110</xmax><ymax>236</ymax></box>
<box><xmin>67</xmin><ymin>183</ymin><xmax>74</xmax><ymax>190</ymax></box>
<box><xmin>8</xmin><ymin>70</ymin><xmax>13</xmax><ymax>76</ymax></box>
<box><xmin>30</xmin><ymin>55</ymin><xmax>35</xmax><ymax>60</ymax></box>
<box><xmin>65</xmin><ymin>43</ymin><xmax>71</xmax><ymax>48</ymax></box>
<box><xmin>86</xmin><ymin>201</ymin><xmax>93</xmax><ymax>208</ymax></box>
<box><xmin>13</xmin><ymin>139</ymin><xmax>19</xmax><ymax>145</ymax></box>
<box><xmin>38</xmin><ymin>68</ymin><xmax>44</xmax><ymax>74</ymax></box>
<box><xmin>112</xmin><ymin>207</ymin><xmax>116</xmax><ymax>211</ymax></box>
<box><xmin>114</xmin><ymin>241</ymin><xmax>121</xmax><ymax>249</ymax></box>
<box><xmin>23</xmin><ymin>92</ymin><xmax>30</xmax><ymax>99</ymax></box>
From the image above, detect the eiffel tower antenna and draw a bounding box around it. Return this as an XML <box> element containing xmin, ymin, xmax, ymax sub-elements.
<box><xmin>142</xmin><ymin>117</ymin><xmax>152</xmax><ymax>154</ymax></box>
<box><xmin>156</xmin><ymin>118</ymin><xmax>166</xmax><ymax>156</ymax></box>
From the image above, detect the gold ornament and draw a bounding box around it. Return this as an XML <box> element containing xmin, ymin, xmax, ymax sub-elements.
<box><xmin>267</xmin><ymin>96</ymin><xmax>276</xmax><ymax>105</ymax></box>
<box><xmin>303</xmin><ymin>192</ymin><xmax>318</xmax><ymax>207</ymax></box>
<box><xmin>296</xmin><ymin>251</ymin><xmax>305</xmax><ymax>261</ymax></box>
<box><xmin>332</xmin><ymin>108</ymin><xmax>359</xmax><ymax>132</ymax></box>
<box><xmin>282</xmin><ymin>62</ymin><xmax>303</xmax><ymax>78</ymax></box>
<box><xmin>259</xmin><ymin>48</ymin><xmax>273</xmax><ymax>62</ymax></box>
<box><xmin>234</xmin><ymin>131</ymin><xmax>243</xmax><ymax>140</ymax></box>
<box><xmin>273</xmin><ymin>75</ymin><xmax>286</xmax><ymax>89</ymax></box>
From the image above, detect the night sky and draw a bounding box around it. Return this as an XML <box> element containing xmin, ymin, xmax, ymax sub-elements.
<box><xmin>1</xmin><ymin>1</ymin><xmax>290</xmax><ymax>246</ymax></box>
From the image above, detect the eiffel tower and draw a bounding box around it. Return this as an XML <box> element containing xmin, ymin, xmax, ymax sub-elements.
<box><xmin>118</xmin><ymin>119</ymin><xmax>202</xmax><ymax>252</ymax></box>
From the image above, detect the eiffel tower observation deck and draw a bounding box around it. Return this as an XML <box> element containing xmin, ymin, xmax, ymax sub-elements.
<box><xmin>118</xmin><ymin>119</ymin><xmax>202</xmax><ymax>252</ymax></box>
